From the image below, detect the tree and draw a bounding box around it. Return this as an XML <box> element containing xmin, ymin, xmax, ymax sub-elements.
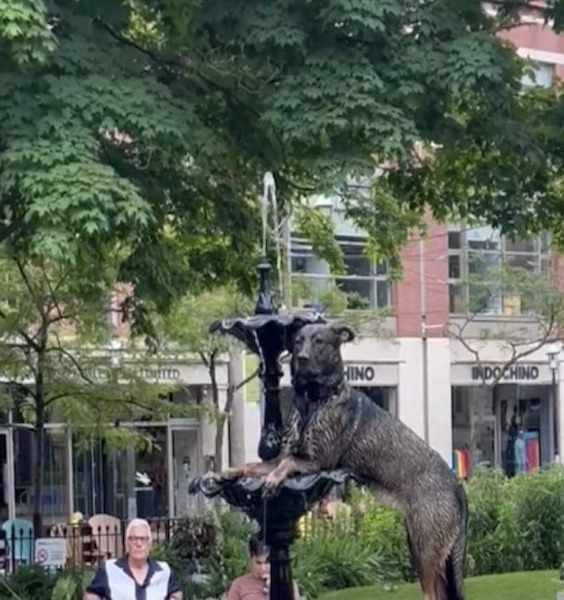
<box><xmin>445</xmin><ymin>263</ymin><xmax>564</xmax><ymax>471</ymax></box>
<box><xmin>158</xmin><ymin>286</ymin><xmax>259</xmax><ymax>472</ymax></box>
<box><xmin>4</xmin><ymin>0</ymin><xmax>564</xmax><ymax>329</ymax></box>
<box><xmin>0</xmin><ymin>249</ymin><xmax>187</xmax><ymax>530</ymax></box>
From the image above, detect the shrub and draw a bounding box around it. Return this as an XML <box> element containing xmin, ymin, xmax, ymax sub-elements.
<box><xmin>498</xmin><ymin>467</ymin><xmax>564</xmax><ymax>572</ymax></box>
<box><xmin>0</xmin><ymin>564</ymin><xmax>57</xmax><ymax>600</ymax></box>
<box><xmin>465</xmin><ymin>466</ymin><xmax>507</xmax><ymax>576</ymax></box>
<box><xmin>350</xmin><ymin>488</ymin><xmax>413</xmax><ymax>582</ymax></box>
<box><xmin>293</xmin><ymin>511</ymin><xmax>392</xmax><ymax>598</ymax></box>
<box><xmin>200</xmin><ymin>507</ymin><xmax>256</xmax><ymax>598</ymax></box>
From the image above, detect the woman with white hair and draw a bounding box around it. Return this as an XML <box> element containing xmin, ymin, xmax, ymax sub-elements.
<box><xmin>84</xmin><ymin>518</ymin><xmax>182</xmax><ymax>600</ymax></box>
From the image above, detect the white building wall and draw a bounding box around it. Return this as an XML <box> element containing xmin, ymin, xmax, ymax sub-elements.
<box><xmin>236</xmin><ymin>336</ymin><xmax>563</xmax><ymax>468</ymax></box>
<box><xmin>427</xmin><ymin>338</ymin><xmax>453</xmax><ymax>465</ymax></box>
<box><xmin>397</xmin><ymin>338</ymin><xmax>425</xmax><ymax>439</ymax></box>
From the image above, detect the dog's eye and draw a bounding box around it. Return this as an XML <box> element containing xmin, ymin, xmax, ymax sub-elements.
<box><xmin>314</xmin><ymin>337</ymin><xmax>323</xmax><ymax>345</ymax></box>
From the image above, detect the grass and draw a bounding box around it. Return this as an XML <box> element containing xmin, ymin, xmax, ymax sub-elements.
<box><xmin>320</xmin><ymin>571</ymin><xmax>564</xmax><ymax>599</ymax></box>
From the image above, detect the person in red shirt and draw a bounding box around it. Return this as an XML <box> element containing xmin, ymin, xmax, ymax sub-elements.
<box><xmin>227</xmin><ymin>535</ymin><xmax>300</xmax><ymax>599</ymax></box>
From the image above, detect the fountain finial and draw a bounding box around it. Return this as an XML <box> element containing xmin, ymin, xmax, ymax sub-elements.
<box><xmin>255</xmin><ymin>261</ymin><xmax>277</xmax><ymax>315</ymax></box>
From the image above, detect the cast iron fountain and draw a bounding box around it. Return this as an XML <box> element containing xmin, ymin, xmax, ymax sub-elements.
<box><xmin>189</xmin><ymin>174</ymin><xmax>354</xmax><ymax>600</ymax></box>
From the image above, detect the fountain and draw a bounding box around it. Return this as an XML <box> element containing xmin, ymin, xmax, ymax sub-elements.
<box><xmin>189</xmin><ymin>174</ymin><xmax>354</xmax><ymax>600</ymax></box>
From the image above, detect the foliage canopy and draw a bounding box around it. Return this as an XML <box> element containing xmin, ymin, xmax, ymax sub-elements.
<box><xmin>3</xmin><ymin>0</ymin><xmax>564</xmax><ymax>310</ymax></box>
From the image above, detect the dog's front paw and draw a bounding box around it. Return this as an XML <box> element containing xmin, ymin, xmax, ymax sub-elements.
<box><xmin>217</xmin><ymin>467</ymin><xmax>243</xmax><ymax>482</ymax></box>
<box><xmin>262</xmin><ymin>472</ymin><xmax>284</xmax><ymax>499</ymax></box>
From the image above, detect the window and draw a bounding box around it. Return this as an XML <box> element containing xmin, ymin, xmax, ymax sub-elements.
<box><xmin>448</xmin><ymin>225</ymin><xmax>551</xmax><ymax>316</ymax></box>
<box><xmin>521</xmin><ymin>60</ymin><xmax>554</xmax><ymax>88</ymax></box>
<box><xmin>290</xmin><ymin>235</ymin><xmax>391</xmax><ymax>310</ymax></box>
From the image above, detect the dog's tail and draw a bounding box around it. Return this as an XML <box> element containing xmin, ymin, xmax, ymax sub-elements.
<box><xmin>442</xmin><ymin>482</ymin><xmax>468</xmax><ymax>600</ymax></box>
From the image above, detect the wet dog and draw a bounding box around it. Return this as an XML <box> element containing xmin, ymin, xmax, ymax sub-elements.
<box><xmin>228</xmin><ymin>323</ymin><xmax>468</xmax><ymax>600</ymax></box>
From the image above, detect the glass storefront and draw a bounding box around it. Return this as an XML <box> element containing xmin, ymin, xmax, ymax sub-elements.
<box><xmin>73</xmin><ymin>439</ymin><xmax>130</xmax><ymax>519</ymax></box>
<box><xmin>0</xmin><ymin>420</ymin><xmax>202</xmax><ymax>523</ymax></box>
<box><xmin>451</xmin><ymin>383</ymin><xmax>552</xmax><ymax>475</ymax></box>
<box><xmin>70</xmin><ymin>423</ymin><xmax>201</xmax><ymax>521</ymax></box>
<box><xmin>12</xmin><ymin>426</ymin><xmax>70</xmax><ymax>524</ymax></box>
<box><xmin>362</xmin><ymin>386</ymin><xmax>397</xmax><ymax>417</ymax></box>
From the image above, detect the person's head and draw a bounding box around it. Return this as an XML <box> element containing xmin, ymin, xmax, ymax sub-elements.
<box><xmin>249</xmin><ymin>534</ymin><xmax>269</xmax><ymax>580</ymax></box>
<box><xmin>125</xmin><ymin>518</ymin><xmax>152</xmax><ymax>561</ymax></box>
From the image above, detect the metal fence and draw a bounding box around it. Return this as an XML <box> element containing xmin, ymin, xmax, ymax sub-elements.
<box><xmin>0</xmin><ymin>508</ymin><xmax>362</xmax><ymax>574</ymax></box>
<box><xmin>0</xmin><ymin>518</ymin><xmax>179</xmax><ymax>573</ymax></box>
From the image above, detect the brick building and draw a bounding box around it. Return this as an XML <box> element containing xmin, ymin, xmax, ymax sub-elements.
<box><xmin>244</xmin><ymin>19</ymin><xmax>564</xmax><ymax>476</ymax></box>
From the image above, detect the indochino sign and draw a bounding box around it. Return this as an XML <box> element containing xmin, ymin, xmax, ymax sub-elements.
<box><xmin>344</xmin><ymin>364</ymin><xmax>376</xmax><ymax>384</ymax></box>
<box><xmin>471</xmin><ymin>364</ymin><xmax>540</xmax><ymax>382</ymax></box>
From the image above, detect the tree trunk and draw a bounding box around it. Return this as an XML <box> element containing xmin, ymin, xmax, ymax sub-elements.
<box><xmin>32</xmin><ymin>400</ymin><xmax>45</xmax><ymax>533</ymax></box>
<box><xmin>214</xmin><ymin>413</ymin><xmax>227</xmax><ymax>473</ymax></box>
<box><xmin>208</xmin><ymin>357</ymin><xmax>223</xmax><ymax>472</ymax></box>
<box><xmin>228</xmin><ymin>348</ymin><xmax>246</xmax><ymax>467</ymax></box>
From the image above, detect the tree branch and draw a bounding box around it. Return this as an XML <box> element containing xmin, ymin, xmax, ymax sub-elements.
<box><xmin>233</xmin><ymin>367</ymin><xmax>259</xmax><ymax>393</ymax></box>
<box><xmin>0</xmin><ymin>308</ymin><xmax>40</xmax><ymax>352</ymax></box>
<box><xmin>199</xmin><ymin>351</ymin><xmax>209</xmax><ymax>369</ymax></box>
<box><xmin>47</xmin><ymin>332</ymin><xmax>96</xmax><ymax>386</ymax></box>
<box><xmin>14</xmin><ymin>256</ymin><xmax>42</xmax><ymax>314</ymax></box>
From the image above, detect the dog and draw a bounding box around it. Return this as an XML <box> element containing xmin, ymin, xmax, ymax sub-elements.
<box><xmin>224</xmin><ymin>323</ymin><xmax>467</xmax><ymax>600</ymax></box>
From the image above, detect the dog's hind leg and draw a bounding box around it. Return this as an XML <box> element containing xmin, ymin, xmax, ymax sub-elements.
<box><xmin>419</xmin><ymin>559</ymin><xmax>442</xmax><ymax>600</ymax></box>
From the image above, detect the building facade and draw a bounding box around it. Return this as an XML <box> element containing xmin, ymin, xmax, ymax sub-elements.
<box><xmin>243</xmin><ymin>22</ymin><xmax>564</xmax><ymax>474</ymax></box>
<box><xmin>0</xmin><ymin>357</ymin><xmax>229</xmax><ymax>525</ymax></box>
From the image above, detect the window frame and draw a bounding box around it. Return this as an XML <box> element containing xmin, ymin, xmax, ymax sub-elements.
<box><xmin>448</xmin><ymin>224</ymin><xmax>551</xmax><ymax>317</ymax></box>
<box><xmin>289</xmin><ymin>234</ymin><xmax>392</xmax><ymax>309</ymax></box>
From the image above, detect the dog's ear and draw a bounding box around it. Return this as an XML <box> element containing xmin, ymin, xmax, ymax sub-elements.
<box><xmin>332</xmin><ymin>324</ymin><xmax>355</xmax><ymax>345</ymax></box>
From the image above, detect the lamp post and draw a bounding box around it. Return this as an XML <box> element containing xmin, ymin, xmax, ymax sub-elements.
<box><xmin>547</xmin><ymin>344</ymin><xmax>561</xmax><ymax>463</ymax></box>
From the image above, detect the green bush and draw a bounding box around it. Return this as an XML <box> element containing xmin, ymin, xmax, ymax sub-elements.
<box><xmin>0</xmin><ymin>564</ymin><xmax>57</xmax><ymax>600</ymax></box>
<box><xmin>293</xmin><ymin>512</ymin><xmax>392</xmax><ymax>598</ymax></box>
<box><xmin>351</xmin><ymin>488</ymin><xmax>413</xmax><ymax>582</ymax></box>
<box><xmin>200</xmin><ymin>507</ymin><xmax>256</xmax><ymax>598</ymax></box>
<box><xmin>498</xmin><ymin>468</ymin><xmax>564</xmax><ymax>572</ymax></box>
<box><xmin>465</xmin><ymin>466</ymin><xmax>507</xmax><ymax>575</ymax></box>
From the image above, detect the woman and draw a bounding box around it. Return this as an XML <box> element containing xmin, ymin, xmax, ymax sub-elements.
<box><xmin>227</xmin><ymin>534</ymin><xmax>300</xmax><ymax>599</ymax></box>
<box><xmin>84</xmin><ymin>518</ymin><xmax>182</xmax><ymax>600</ymax></box>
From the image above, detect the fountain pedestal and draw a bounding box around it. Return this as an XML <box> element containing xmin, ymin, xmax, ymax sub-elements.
<box><xmin>191</xmin><ymin>470</ymin><xmax>353</xmax><ymax>600</ymax></box>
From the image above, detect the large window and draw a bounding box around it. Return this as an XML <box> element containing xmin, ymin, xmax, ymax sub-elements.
<box><xmin>290</xmin><ymin>235</ymin><xmax>391</xmax><ymax>309</ymax></box>
<box><xmin>448</xmin><ymin>225</ymin><xmax>551</xmax><ymax>316</ymax></box>
<box><xmin>521</xmin><ymin>60</ymin><xmax>554</xmax><ymax>88</ymax></box>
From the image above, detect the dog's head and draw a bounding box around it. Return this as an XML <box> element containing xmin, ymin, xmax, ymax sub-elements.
<box><xmin>291</xmin><ymin>323</ymin><xmax>355</xmax><ymax>392</ymax></box>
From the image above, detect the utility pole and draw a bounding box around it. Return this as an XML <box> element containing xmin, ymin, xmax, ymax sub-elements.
<box><xmin>227</xmin><ymin>346</ymin><xmax>246</xmax><ymax>467</ymax></box>
<box><xmin>420</xmin><ymin>235</ymin><xmax>430</xmax><ymax>444</ymax></box>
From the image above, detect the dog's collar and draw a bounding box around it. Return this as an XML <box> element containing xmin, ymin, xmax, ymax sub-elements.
<box><xmin>293</xmin><ymin>378</ymin><xmax>345</xmax><ymax>400</ymax></box>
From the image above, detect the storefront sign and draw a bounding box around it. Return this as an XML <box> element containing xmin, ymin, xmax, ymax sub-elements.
<box><xmin>471</xmin><ymin>364</ymin><xmax>540</xmax><ymax>382</ymax></box>
<box><xmin>344</xmin><ymin>364</ymin><xmax>375</xmax><ymax>383</ymax></box>
<box><xmin>135</xmin><ymin>367</ymin><xmax>181</xmax><ymax>381</ymax></box>
<box><xmin>34</xmin><ymin>538</ymin><xmax>66</xmax><ymax>568</ymax></box>
<box><xmin>89</xmin><ymin>366</ymin><xmax>181</xmax><ymax>382</ymax></box>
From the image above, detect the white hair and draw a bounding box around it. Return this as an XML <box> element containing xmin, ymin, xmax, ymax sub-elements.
<box><xmin>125</xmin><ymin>518</ymin><xmax>152</xmax><ymax>540</ymax></box>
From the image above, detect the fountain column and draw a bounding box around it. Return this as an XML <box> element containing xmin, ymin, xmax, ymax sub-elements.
<box><xmin>189</xmin><ymin>173</ymin><xmax>353</xmax><ymax>600</ymax></box>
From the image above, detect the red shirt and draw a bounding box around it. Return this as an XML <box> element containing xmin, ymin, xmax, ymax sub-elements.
<box><xmin>227</xmin><ymin>574</ymin><xmax>268</xmax><ymax>600</ymax></box>
<box><xmin>227</xmin><ymin>574</ymin><xmax>300</xmax><ymax>600</ymax></box>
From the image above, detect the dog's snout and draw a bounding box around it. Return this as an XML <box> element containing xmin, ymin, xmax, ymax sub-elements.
<box><xmin>296</xmin><ymin>346</ymin><xmax>312</xmax><ymax>366</ymax></box>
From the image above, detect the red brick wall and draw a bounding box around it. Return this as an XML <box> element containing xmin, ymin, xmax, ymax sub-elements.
<box><xmin>396</xmin><ymin>219</ymin><xmax>449</xmax><ymax>338</ymax></box>
<box><xmin>499</xmin><ymin>23</ymin><xmax>564</xmax><ymax>78</ymax></box>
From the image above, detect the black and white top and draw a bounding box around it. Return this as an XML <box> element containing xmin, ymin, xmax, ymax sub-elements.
<box><xmin>86</xmin><ymin>557</ymin><xmax>181</xmax><ymax>600</ymax></box>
